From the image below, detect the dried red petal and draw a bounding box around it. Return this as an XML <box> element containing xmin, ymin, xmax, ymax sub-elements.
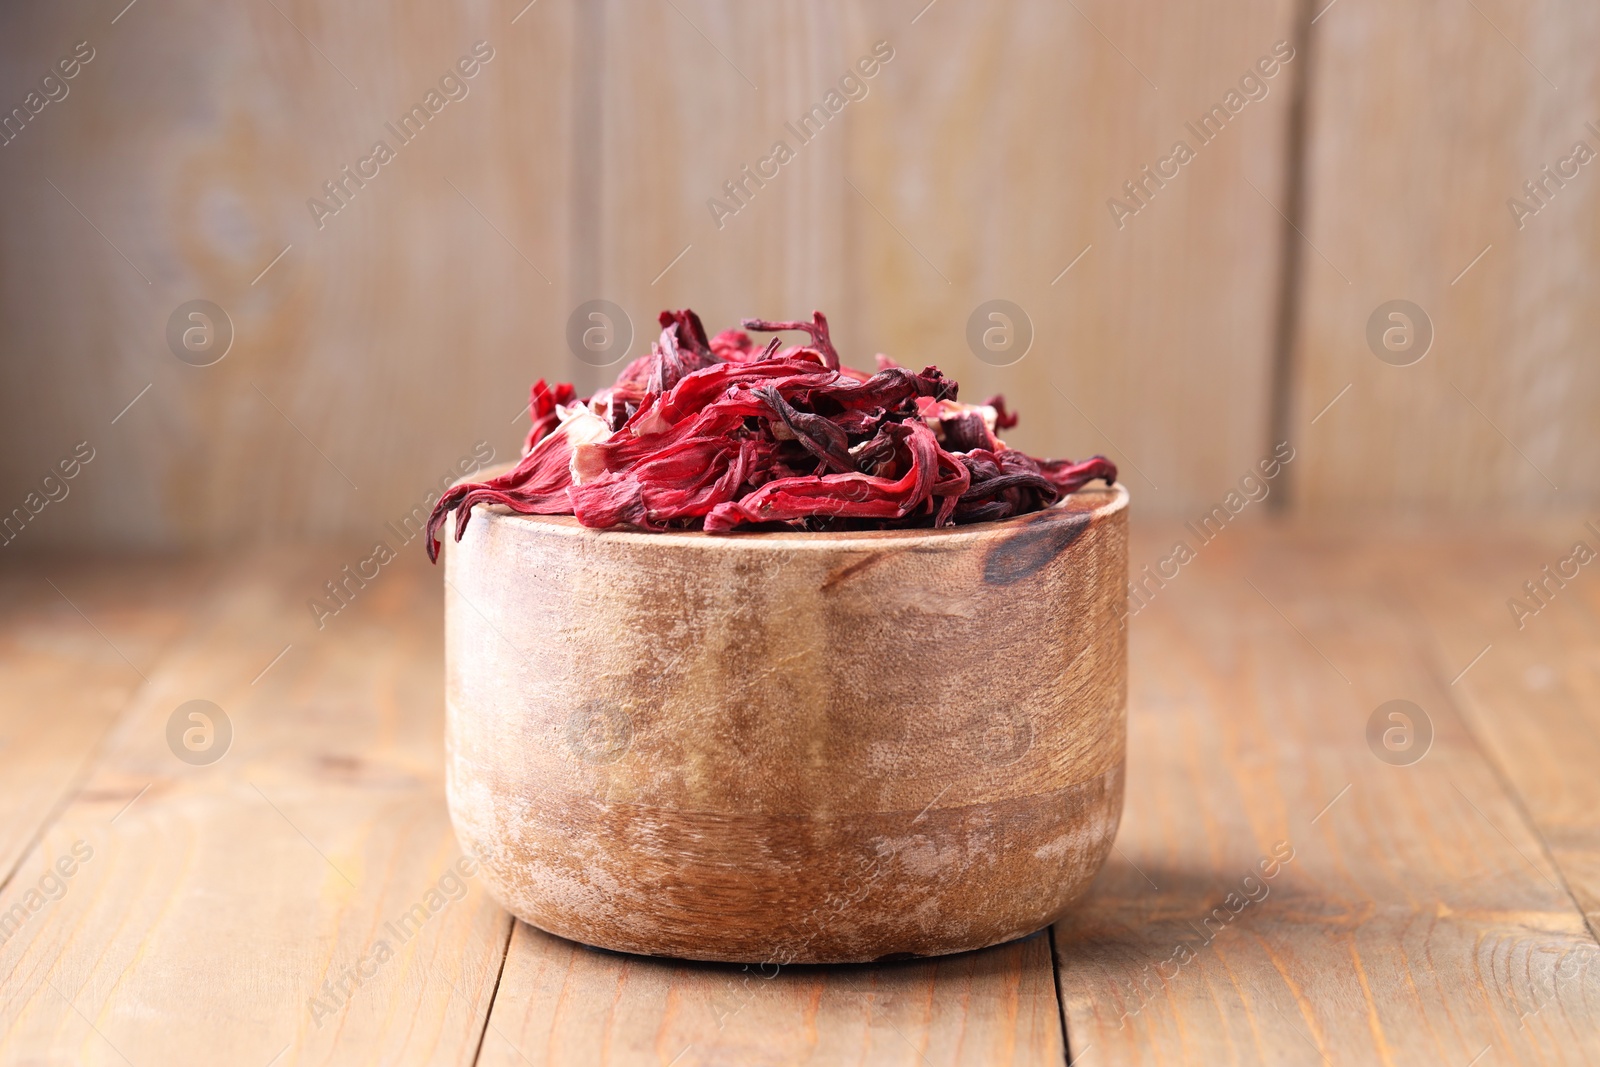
<box><xmin>572</xmin><ymin>436</ymin><xmax>771</xmax><ymax>529</ymax></box>
<box><xmin>523</xmin><ymin>379</ymin><xmax>578</xmax><ymax>452</ymax></box>
<box><xmin>425</xmin><ymin>309</ymin><xmax>1116</xmax><ymax>555</ymax></box>
<box><xmin>705</xmin><ymin>420</ymin><xmax>942</xmax><ymax>532</ymax></box>
<box><xmin>1038</xmin><ymin>454</ymin><xmax>1119</xmax><ymax>494</ymax></box>
<box><xmin>984</xmin><ymin>394</ymin><xmax>1020</xmax><ymax>431</ymax></box>
<box><xmin>426</xmin><ymin>412</ymin><xmax>604</xmax><ymax>560</ymax></box>
<box><xmin>742</xmin><ymin>311</ymin><xmax>841</xmax><ymax>371</ymax></box>
<box><xmin>709</xmin><ymin>329</ymin><xmax>763</xmax><ymax>363</ymax></box>
<box><xmin>659</xmin><ymin>308</ymin><xmax>712</xmax><ymax>357</ymax></box>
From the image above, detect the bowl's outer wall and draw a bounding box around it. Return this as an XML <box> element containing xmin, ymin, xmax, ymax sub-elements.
<box><xmin>443</xmin><ymin>487</ymin><xmax>1129</xmax><ymax>963</ymax></box>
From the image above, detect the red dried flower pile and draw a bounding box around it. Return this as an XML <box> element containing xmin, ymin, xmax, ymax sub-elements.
<box><xmin>425</xmin><ymin>309</ymin><xmax>1115</xmax><ymax>560</ymax></box>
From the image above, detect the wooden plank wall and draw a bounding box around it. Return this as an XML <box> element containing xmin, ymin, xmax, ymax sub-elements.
<box><xmin>1288</xmin><ymin>0</ymin><xmax>1600</xmax><ymax>512</ymax></box>
<box><xmin>0</xmin><ymin>0</ymin><xmax>577</xmax><ymax>549</ymax></box>
<box><xmin>0</xmin><ymin>0</ymin><xmax>1595</xmax><ymax>552</ymax></box>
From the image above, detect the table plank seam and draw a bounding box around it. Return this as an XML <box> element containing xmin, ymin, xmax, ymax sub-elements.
<box><xmin>1418</xmin><ymin>610</ymin><xmax>1600</xmax><ymax>951</ymax></box>
<box><xmin>1048</xmin><ymin>923</ymin><xmax>1075</xmax><ymax>1066</ymax></box>
<box><xmin>471</xmin><ymin>914</ymin><xmax>517</xmax><ymax>1067</ymax></box>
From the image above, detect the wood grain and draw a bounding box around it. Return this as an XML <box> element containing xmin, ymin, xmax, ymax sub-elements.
<box><xmin>0</xmin><ymin>549</ymin><xmax>510</xmax><ymax>1065</ymax></box>
<box><xmin>5</xmin><ymin>526</ymin><xmax>1600</xmax><ymax>1062</ymax></box>
<box><xmin>0</xmin><ymin>0</ymin><xmax>1309</xmax><ymax>554</ymax></box>
<box><xmin>444</xmin><ymin>487</ymin><xmax>1128</xmax><ymax>962</ymax></box>
<box><xmin>1287</xmin><ymin>0</ymin><xmax>1600</xmax><ymax>511</ymax></box>
<box><xmin>593</xmin><ymin>0</ymin><xmax>1301</xmax><ymax>518</ymax></box>
<box><xmin>0</xmin><ymin>559</ymin><xmax>207</xmax><ymax>884</ymax></box>
<box><xmin>840</xmin><ymin>0</ymin><xmax>1298</xmax><ymax>517</ymax></box>
<box><xmin>0</xmin><ymin>0</ymin><xmax>576</xmax><ymax>549</ymax></box>
<box><xmin>580</xmin><ymin>0</ymin><xmax>858</xmax><ymax>398</ymax></box>
<box><xmin>476</xmin><ymin>920</ymin><xmax>1066</xmax><ymax>1067</ymax></box>
<box><xmin>1054</xmin><ymin>523</ymin><xmax>1600</xmax><ymax>1064</ymax></box>
<box><xmin>1397</xmin><ymin>521</ymin><xmax>1600</xmax><ymax>942</ymax></box>
<box><xmin>4</xmin><ymin>0</ymin><xmax>1600</xmax><ymax>543</ymax></box>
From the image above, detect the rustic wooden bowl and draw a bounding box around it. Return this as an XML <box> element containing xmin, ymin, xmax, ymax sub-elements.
<box><xmin>442</xmin><ymin>481</ymin><xmax>1128</xmax><ymax>964</ymax></box>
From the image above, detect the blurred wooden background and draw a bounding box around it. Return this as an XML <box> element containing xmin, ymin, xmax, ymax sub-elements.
<box><xmin>1</xmin><ymin>0</ymin><xmax>1595</xmax><ymax>551</ymax></box>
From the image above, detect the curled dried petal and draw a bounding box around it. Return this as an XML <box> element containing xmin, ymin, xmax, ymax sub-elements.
<box><xmin>523</xmin><ymin>379</ymin><xmax>578</xmax><ymax>452</ymax></box>
<box><xmin>742</xmin><ymin>311</ymin><xmax>841</xmax><ymax>371</ymax></box>
<box><xmin>425</xmin><ymin>309</ymin><xmax>1117</xmax><ymax>556</ymax></box>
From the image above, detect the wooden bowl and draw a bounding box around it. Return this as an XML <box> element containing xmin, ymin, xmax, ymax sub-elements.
<box><xmin>442</xmin><ymin>482</ymin><xmax>1128</xmax><ymax>963</ymax></box>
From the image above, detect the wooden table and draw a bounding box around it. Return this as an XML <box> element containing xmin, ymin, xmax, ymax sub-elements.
<box><xmin>3</xmin><ymin>520</ymin><xmax>1598</xmax><ymax>1065</ymax></box>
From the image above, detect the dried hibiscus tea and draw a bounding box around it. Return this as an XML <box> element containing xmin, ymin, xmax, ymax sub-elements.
<box><xmin>425</xmin><ymin>309</ymin><xmax>1115</xmax><ymax>559</ymax></box>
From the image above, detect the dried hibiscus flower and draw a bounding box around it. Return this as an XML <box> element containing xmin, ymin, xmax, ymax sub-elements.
<box><xmin>425</xmin><ymin>309</ymin><xmax>1115</xmax><ymax>560</ymax></box>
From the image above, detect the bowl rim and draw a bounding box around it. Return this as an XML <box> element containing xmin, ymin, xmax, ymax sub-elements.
<box><xmin>454</xmin><ymin>478</ymin><xmax>1128</xmax><ymax>553</ymax></box>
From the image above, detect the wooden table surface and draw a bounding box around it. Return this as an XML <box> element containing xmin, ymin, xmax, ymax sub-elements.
<box><xmin>3</xmin><ymin>519</ymin><xmax>1599</xmax><ymax>1066</ymax></box>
